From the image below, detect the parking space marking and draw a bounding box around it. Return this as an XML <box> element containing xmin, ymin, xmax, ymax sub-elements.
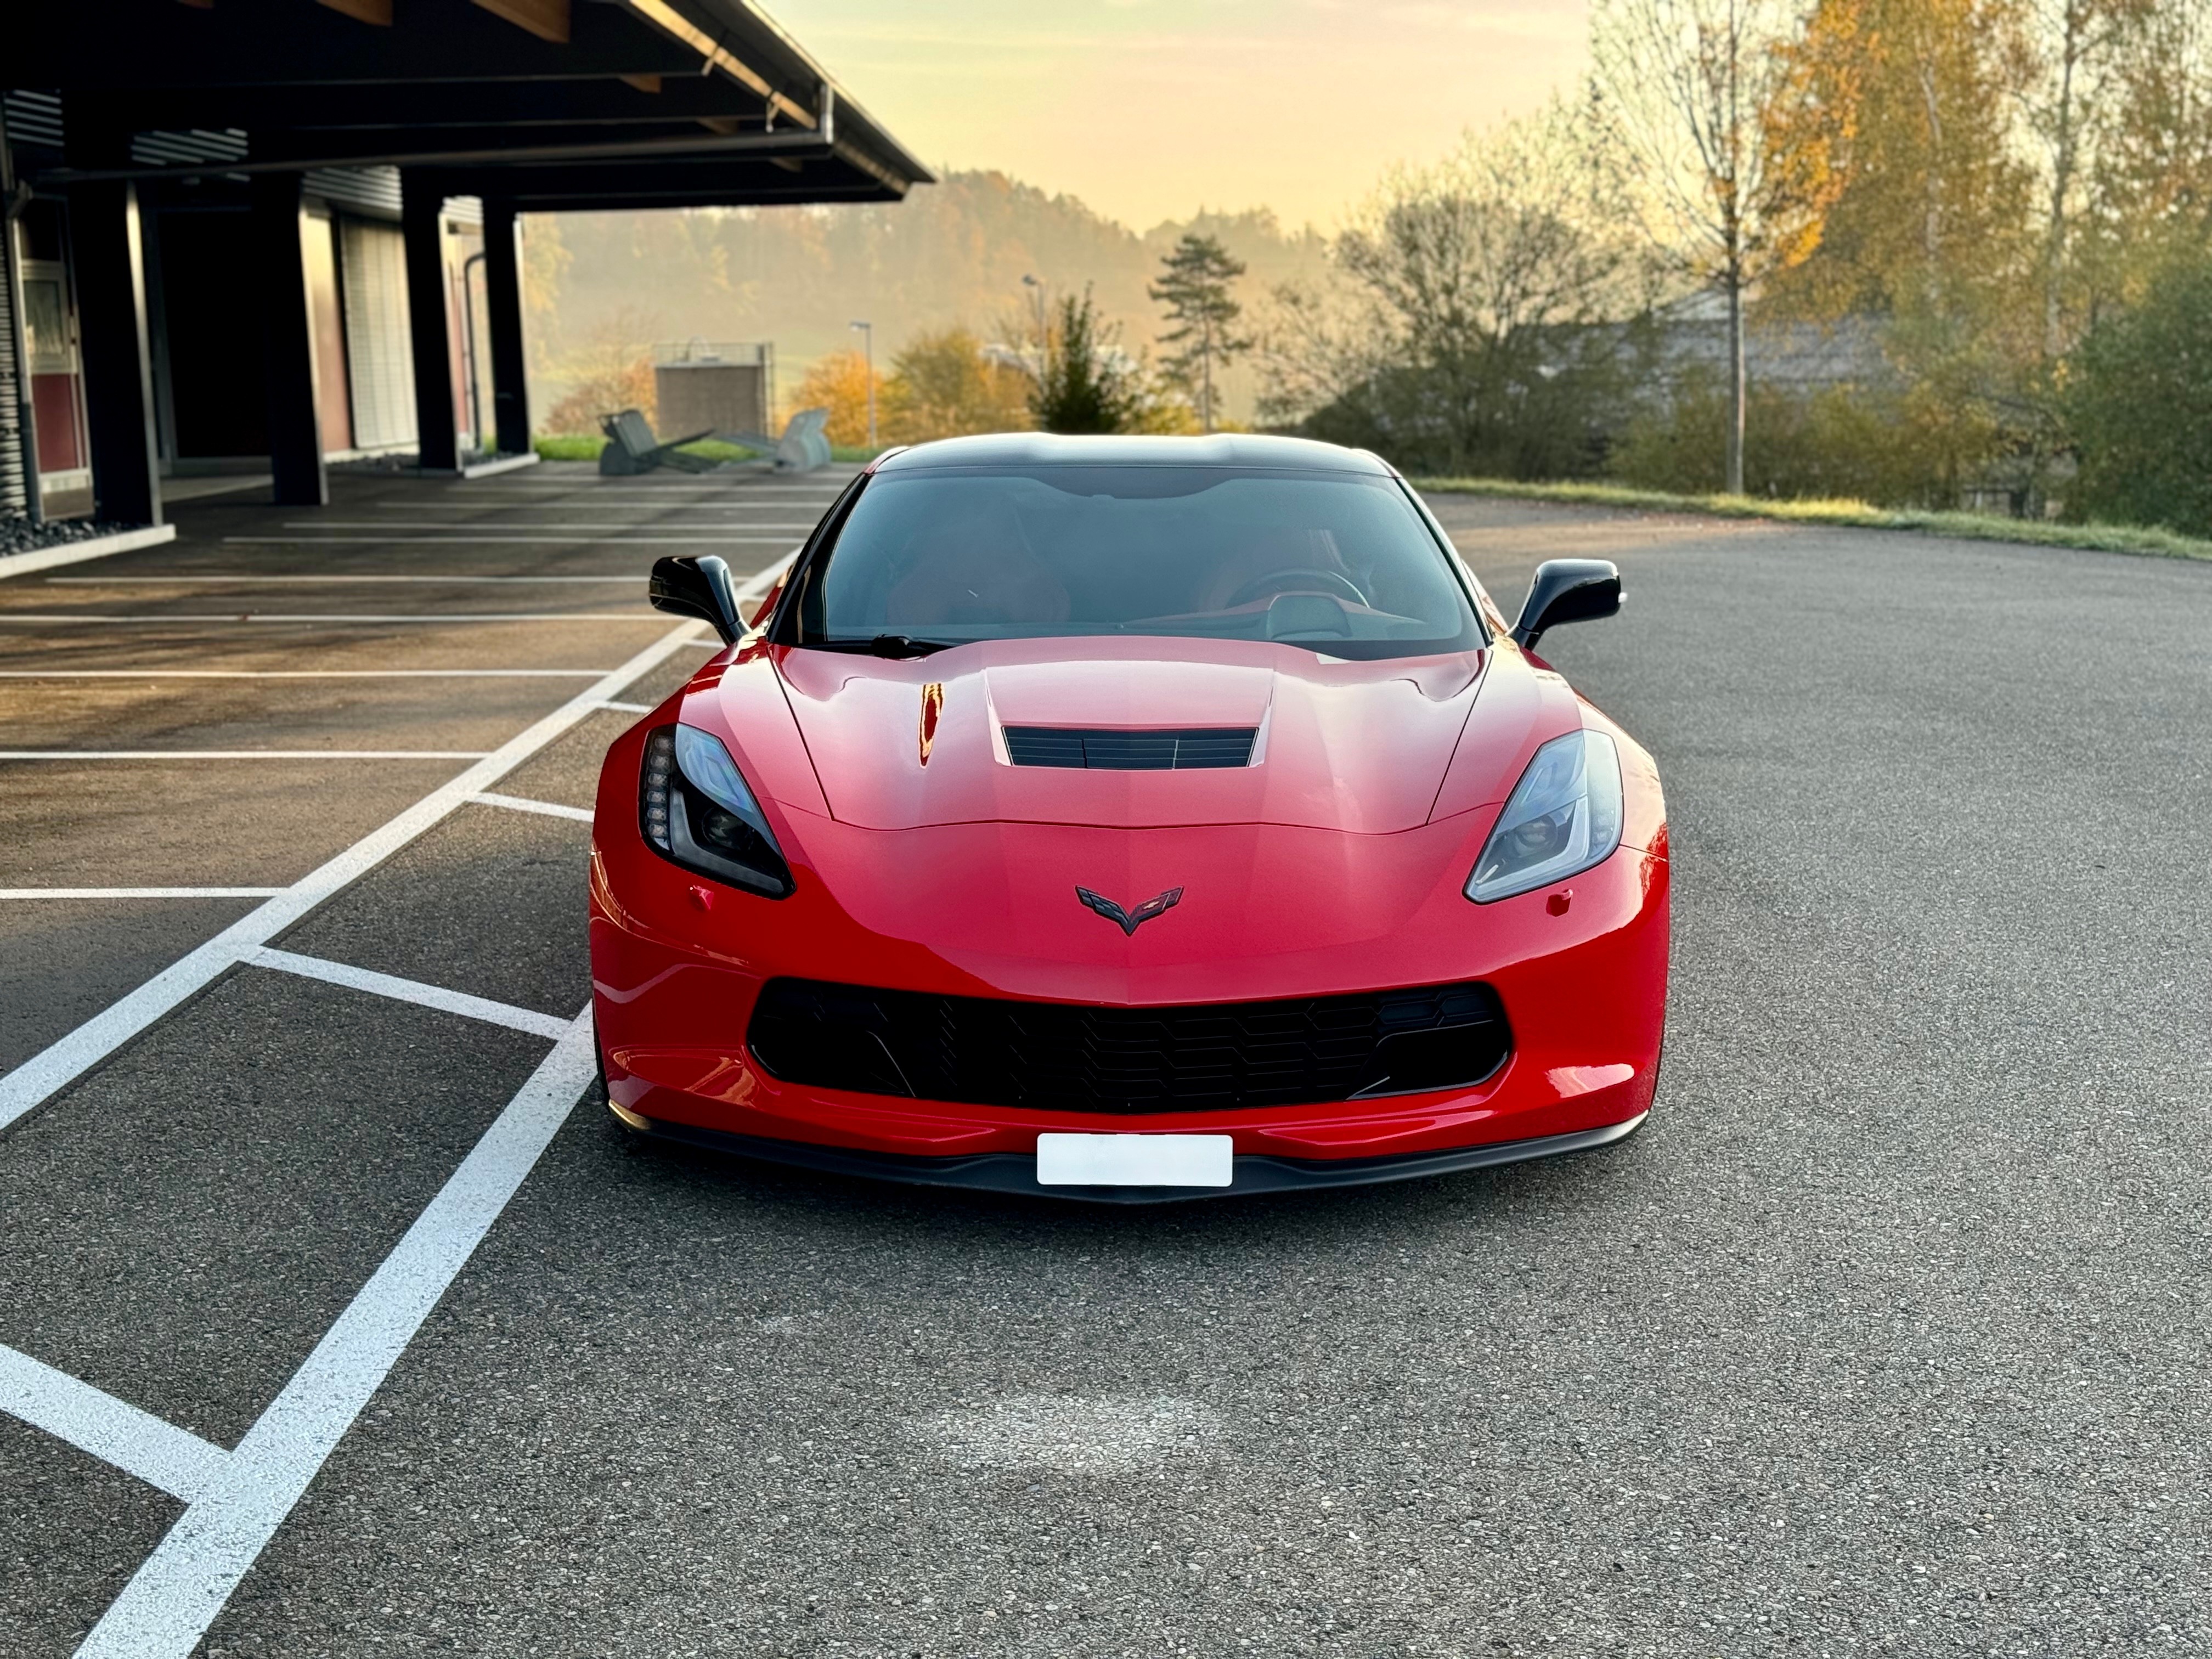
<box><xmin>75</xmin><ymin>1013</ymin><xmax>600</xmax><ymax>1659</ymax></box>
<box><xmin>363</xmin><ymin>506</ymin><xmax>830</xmax><ymax>514</ymax></box>
<box><xmin>0</xmin><ymin>888</ymin><xmax>287</xmax><ymax>899</ymax></box>
<box><xmin>245</xmin><ymin>947</ymin><xmax>575</xmax><ymax>1040</ymax></box>
<box><xmin>0</xmin><ymin>557</ymin><xmax>789</xmax><ymax>1648</ymax></box>
<box><xmin>467</xmin><ymin>791</ymin><xmax>596</xmax><ymax>823</ymax></box>
<box><xmin>284</xmin><ymin>522</ymin><xmax>822</xmax><ymax>532</ymax></box>
<box><xmin>0</xmin><ymin>670</ymin><xmax>617</xmax><ymax>679</ymax></box>
<box><xmin>0</xmin><ymin>555</ymin><xmax>785</xmax><ymax>1137</ymax></box>
<box><xmin>0</xmin><ymin>1344</ymin><xmax>230</xmax><ymax>1505</ymax></box>
<box><xmin>2</xmin><ymin>614</ymin><xmax>671</xmax><ymax>625</ymax></box>
<box><xmin>46</xmin><ymin>575</ymin><xmax>652</xmax><ymax>585</ymax></box>
<box><xmin>597</xmin><ymin>699</ymin><xmax>651</xmax><ymax>714</ymax></box>
<box><xmin>219</xmin><ymin>535</ymin><xmax>804</xmax><ymax>545</ymax></box>
<box><xmin>0</xmin><ymin>749</ymin><xmax>493</xmax><ymax>760</ymax></box>
<box><xmin>370</xmin><ymin>493</ymin><xmax>842</xmax><ymax>498</ymax></box>
<box><xmin>0</xmin><ymin>620</ymin><xmax>703</xmax><ymax>1135</ymax></box>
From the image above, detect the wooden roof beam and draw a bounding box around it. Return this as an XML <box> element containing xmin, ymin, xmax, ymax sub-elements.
<box><xmin>472</xmin><ymin>0</ymin><xmax>567</xmax><ymax>46</ymax></box>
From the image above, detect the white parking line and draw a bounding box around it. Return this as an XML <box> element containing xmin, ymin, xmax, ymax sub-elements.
<box><xmin>1</xmin><ymin>613</ymin><xmax>667</xmax><ymax>624</ymax></box>
<box><xmin>0</xmin><ymin>888</ymin><xmax>287</xmax><ymax>899</ymax></box>
<box><xmin>598</xmin><ymin>699</ymin><xmax>650</xmax><ymax>714</ymax></box>
<box><xmin>0</xmin><ymin>622</ymin><xmax>697</xmax><ymax>1135</ymax></box>
<box><xmin>47</xmin><ymin>575</ymin><xmax>651</xmax><ymax>585</ymax></box>
<box><xmin>0</xmin><ymin>560</ymin><xmax>789</xmax><ymax>1650</ymax></box>
<box><xmin>0</xmin><ymin>555</ymin><xmax>783</xmax><ymax>1136</ymax></box>
<box><xmin>76</xmin><ymin>1013</ymin><xmax>600</xmax><ymax>1659</ymax></box>
<box><xmin>0</xmin><ymin>670</ymin><xmax>617</xmax><ymax>679</ymax></box>
<box><xmin>246</xmin><ymin>947</ymin><xmax>574</xmax><ymax>1040</ymax></box>
<box><xmin>0</xmin><ymin>749</ymin><xmax>491</xmax><ymax>760</ymax></box>
<box><xmin>428</xmin><ymin>486</ymin><xmax>844</xmax><ymax>494</ymax></box>
<box><xmin>220</xmin><ymin>535</ymin><xmax>803</xmax><ymax>545</ymax></box>
<box><xmin>284</xmin><ymin>522</ymin><xmax>821</xmax><ymax>532</ymax></box>
<box><xmin>468</xmin><ymin>791</ymin><xmax>595</xmax><ymax>823</ymax></box>
<box><xmin>0</xmin><ymin>1343</ymin><xmax>230</xmax><ymax>1505</ymax></box>
<box><xmin>365</xmin><ymin>504</ymin><xmax>832</xmax><ymax>511</ymax></box>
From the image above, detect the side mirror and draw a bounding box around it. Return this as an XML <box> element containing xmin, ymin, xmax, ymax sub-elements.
<box><xmin>648</xmin><ymin>555</ymin><xmax>744</xmax><ymax>644</ymax></box>
<box><xmin>1511</xmin><ymin>558</ymin><xmax>1623</xmax><ymax>652</ymax></box>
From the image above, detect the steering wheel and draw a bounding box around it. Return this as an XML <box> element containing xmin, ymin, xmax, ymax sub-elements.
<box><xmin>1222</xmin><ymin>567</ymin><xmax>1369</xmax><ymax>610</ymax></box>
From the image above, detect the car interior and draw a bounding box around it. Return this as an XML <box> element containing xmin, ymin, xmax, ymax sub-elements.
<box><xmin>805</xmin><ymin>467</ymin><xmax>1481</xmax><ymax>655</ymax></box>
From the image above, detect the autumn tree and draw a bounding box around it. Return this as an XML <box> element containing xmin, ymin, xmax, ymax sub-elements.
<box><xmin>1764</xmin><ymin>0</ymin><xmax>2041</xmax><ymax>503</ymax></box>
<box><xmin>787</xmin><ymin>348</ymin><xmax>886</xmax><ymax>450</ymax></box>
<box><xmin>2075</xmin><ymin>0</ymin><xmax>2212</xmax><ymax>311</ymax></box>
<box><xmin>2021</xmin><ymin>0</ymin><xmax>2142</xmax><ymax>357</ymax></box>
<box><xmin>539</xmin><ymin>309</ymin><xmax>658</xmax><ymax>436</ymax></box>
<box><xmin>1149</xmin><ymin>234</ymin><xmax>1253</xmax><ymax>432</ymax></box>
<box><xmin>1263</xmin><ymin>105</ymin><xmax>1644</xmax><ymax>476</ymax></box>
<box><xmin>1593</xmin><ymin>0</ymin><xmax>1850</xmax><ymax>493</ymax></box>
<box><xmin>881</xmin><ymin>328</ymin><xmax>1032</xmax><ymax>443</ymax></box>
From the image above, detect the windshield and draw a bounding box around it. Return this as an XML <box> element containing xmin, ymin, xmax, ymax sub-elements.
<box><xmin>788</xmin><ymin>465</ymin><xmax>1481</xmax><ymax>660</ymax></box>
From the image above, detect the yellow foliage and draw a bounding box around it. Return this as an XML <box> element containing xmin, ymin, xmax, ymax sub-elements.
<box><xmin>881</xmin><ymin>328</ymin><xmax>1034</xmax><ymax>444</ymax></box>
<box><xmin>785</xmin><ymin>349</ymin><xmax>886</xmax><ymax>449</ymax></box>
<box><xmin>540</xmin><ymin>315</ymin><xmax>656</xmax><ymax>435</ymax></box>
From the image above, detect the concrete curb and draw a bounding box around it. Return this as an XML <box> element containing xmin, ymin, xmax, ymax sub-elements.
<box><xmin>416</xmin><ymin>452</ymin><xmax>542</xmax><ymax>481</ymax></box>
<box><xmin>0</xmin><ymin>524</ymin><xmax>179</xmax><ymax>583</ymax></box>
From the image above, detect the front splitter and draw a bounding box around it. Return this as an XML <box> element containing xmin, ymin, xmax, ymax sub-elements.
<box><xmin>610</xmin><ymin>1105</ymin><xmax>1649</xmax><ymax>1204</ymax></box>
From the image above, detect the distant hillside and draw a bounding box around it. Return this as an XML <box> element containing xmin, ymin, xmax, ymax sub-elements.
<box><xmin>523</xmin><ymin>171</ymin><xmax>1330</xmax><ymax>426</ymax></box>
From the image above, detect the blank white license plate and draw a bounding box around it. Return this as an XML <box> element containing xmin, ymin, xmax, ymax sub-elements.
<box><xmin>1034</xmin><ymin>1132</ymin><xmax>1234</xmax><ymax>1187</ymax></box>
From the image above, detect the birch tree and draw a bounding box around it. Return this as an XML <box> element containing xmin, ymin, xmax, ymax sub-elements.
<box><xmin>1592</xmin><ymin>0</ymin><xmax>1845</xmax><ymax>493</ymax></box>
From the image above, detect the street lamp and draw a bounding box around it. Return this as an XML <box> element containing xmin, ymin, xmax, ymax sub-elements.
<box><xmin>1020</xmin><ymin>274</ymin><xmax>1046</xmax><ymax>373</ymax></box>
<box><xmin>848</xmin><ymin>319</ymin><xmax>876</xmax><ymax>449</ymax></box>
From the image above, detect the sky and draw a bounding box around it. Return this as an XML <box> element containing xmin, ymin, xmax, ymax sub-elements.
<box><xmin>766</xmin><ymin>0</ymin><xmax>1594</xmax><ymax>233</ymax></box>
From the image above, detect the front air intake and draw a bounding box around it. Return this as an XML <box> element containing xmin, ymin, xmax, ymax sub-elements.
<box><xmin>1002</xmin><ymin>726</ymin><xmax>1257</xmax><ymax>770</ymax></box>
<box><xmin>746</xmin><ymin>979</ymin><xmax>1513</xmax><ymax>1110</ymax></box>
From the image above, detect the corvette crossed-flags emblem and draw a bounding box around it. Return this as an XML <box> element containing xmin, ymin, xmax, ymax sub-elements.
<box><xmin>1074</xmin><ymin>885</ymin><xmax>1185</xmax><ymax>936</ymax></box>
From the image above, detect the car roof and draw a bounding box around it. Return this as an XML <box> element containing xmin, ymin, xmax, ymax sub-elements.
<box><xmin>870</xmin><ymin>432</ymin><xmax>1397</xmax><ymax>476</ymax></box>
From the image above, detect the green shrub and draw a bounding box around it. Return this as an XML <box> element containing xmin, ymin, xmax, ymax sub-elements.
<box><xmin>1608</xmin><ymin>364</ymin><xmax>2015</xmax><ymax>509</ymax></box>
<box><xmin>2065</xmin><ymin>256</ymin><xmax>2212</xmax><ymax>537</ymax></box>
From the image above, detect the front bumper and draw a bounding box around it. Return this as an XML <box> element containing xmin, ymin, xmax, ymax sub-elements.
<box><xmin>589</xmin><ymin>714</ymin><xmax>1669</xmax><ymax>1196</ymax></box>
<box><xmin>611</xmin><ymin>1101</ymin><xmax>1649</xmax><ymax>1204</ymax></box>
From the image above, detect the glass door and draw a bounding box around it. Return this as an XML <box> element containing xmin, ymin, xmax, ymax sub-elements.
<box><xmin>16</xmin><ymin>206</ymin><xmax>92</xmax><ymax>505</ymax></box>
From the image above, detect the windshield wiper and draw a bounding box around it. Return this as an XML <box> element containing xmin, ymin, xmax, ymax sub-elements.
<box><xmin>810</xmin><ymin>634</ymin><xmax>960</xmax><ymax>658</ymax></box>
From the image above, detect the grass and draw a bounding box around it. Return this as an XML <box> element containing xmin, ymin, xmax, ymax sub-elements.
<box><xmin>1408</xmin><ymin>475</ymin><xmax>2212</xmax><ymax>563</ymax></box>
<box><xmin>532</xmin><ymin>434</ymin><xmax>763</xmax><ymax>464</ymax></box>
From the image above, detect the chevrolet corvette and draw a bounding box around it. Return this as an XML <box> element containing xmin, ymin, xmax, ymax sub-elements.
<box><xmin>590</xmin><ymin>434</ymin><xmax>1666</xmax><ymax>1201</ymax></box>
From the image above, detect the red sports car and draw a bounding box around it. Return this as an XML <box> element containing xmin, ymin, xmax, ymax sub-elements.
<box><xmin>591</xmin><ymin>435</ymin><xmax>1667</xmax><ymax>1201</ymax></box>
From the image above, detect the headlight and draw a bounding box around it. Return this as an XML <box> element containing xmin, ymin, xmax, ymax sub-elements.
<box><xmin>640</xmin><ymin>724</ymin><xmax>794</xmax><ymax>898</ymax></box>
<box><xmin>1465</xmin><ymin>729</ymin><xmax>1623</xmax><ymax>904</ymax></box>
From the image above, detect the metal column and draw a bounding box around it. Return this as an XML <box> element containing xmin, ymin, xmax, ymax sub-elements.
<box><xmin>252</xmin><ymin>171</ymin><xmax>327</xmax><ymax>506</ymax></box>
<box><xmin>400</xmin><ymin>171</ymin><xmax>458</xmax><ymax>472</ymax></box>
<box><xmin>481</xmin><ymin>197</ymin><xmax>530</xmax><ymax>459</ymax></box>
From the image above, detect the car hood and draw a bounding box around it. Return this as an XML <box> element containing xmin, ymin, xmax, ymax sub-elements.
<box><xmin>763</xmin><ymin>637</ymin><xmax>1488</xmax><ymax>833</ymax></box>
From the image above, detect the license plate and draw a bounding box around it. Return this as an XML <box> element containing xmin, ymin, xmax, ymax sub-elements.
<box><xmin>1035</xmin><ymin>1132</ymin><xmax>1234</xmax><ymax>1187</ymax></box>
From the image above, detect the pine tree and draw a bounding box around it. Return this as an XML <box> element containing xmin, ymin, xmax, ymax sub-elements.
<box><xmin>1029</xmin><ymin>288</ymin><xmax>1139</xmax><ymax>434</ymax></box>
<box><xmin>1149</xmin><ymin>234</ymin><xmax>1253</xmax><ymax>432</ymax></box>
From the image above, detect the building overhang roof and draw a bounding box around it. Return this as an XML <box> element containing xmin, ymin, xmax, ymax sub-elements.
<box><xmin>13</xmin><ymin>0</ymin><xmax>930</xmax><ymax>208</ymax></box>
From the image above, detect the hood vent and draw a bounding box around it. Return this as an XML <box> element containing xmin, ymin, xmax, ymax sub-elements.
<box><xmin>1003</xmin><ymin>725</ymin><xmax>1257</xmax><ymax>771</ymax></box>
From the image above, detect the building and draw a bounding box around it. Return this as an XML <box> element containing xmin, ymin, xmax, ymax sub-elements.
<box><xmin>3</xmin><ymin>0</ymin><xmax>930</xmax><ymax>523</ymax></box>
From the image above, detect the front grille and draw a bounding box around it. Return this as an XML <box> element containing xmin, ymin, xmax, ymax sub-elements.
<box><xmin>1002</xmin><ymin>726</ymin><xmax>1257</xmax><ymax>770</ymax></box>
<box><xmin>746</xmin><ymin>978</ymin><xmax>1511</xmax><ymax>1111</ymax></box>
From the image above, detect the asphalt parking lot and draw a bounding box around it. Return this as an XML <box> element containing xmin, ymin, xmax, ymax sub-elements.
<box><xmin>3</xmin><ymin>470</ymin><xmax>2209</xmax><ymax>1658</ymax></box>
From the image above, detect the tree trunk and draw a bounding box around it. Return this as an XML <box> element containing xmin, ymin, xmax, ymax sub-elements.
<box><xmin>2044</xmin><ymin>7</ymin><xmax>2083</xmax><ymax>361</ymax></box>
<box><xmin>1725</xmin><ymin>270</ymin><xmax>1747</xmax><ymax>496</ymax></box>
<box><xmin>1200</xmin><ymin>320</ymin><xmax>1215</xmax><ymax>433</ymax></box>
